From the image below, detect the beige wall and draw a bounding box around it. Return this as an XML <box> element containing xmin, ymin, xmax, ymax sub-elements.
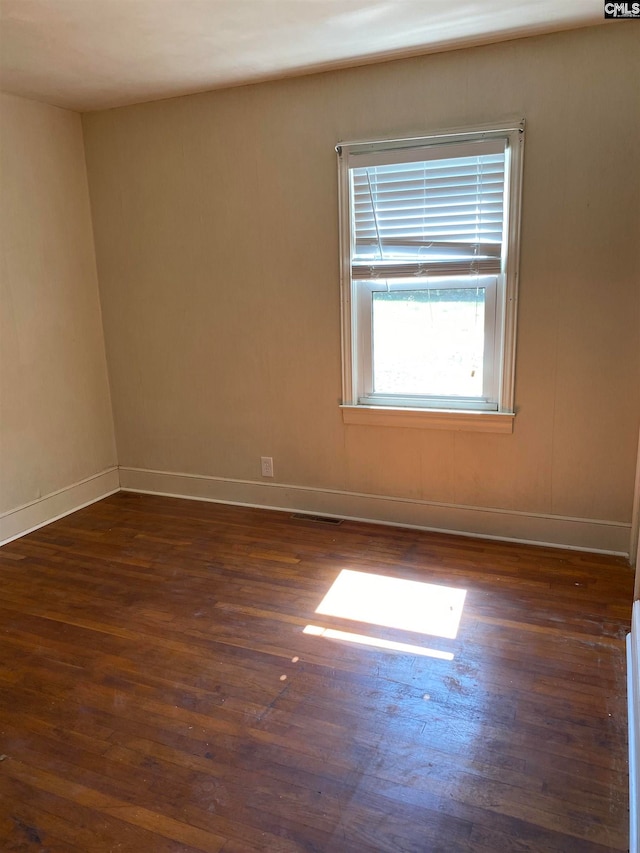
<box><xmin>0</xmin><ymin>93</ymin><xmax>116</xmax><ymax>515</ymax></box>
<box><xmin>82</xmin><ymin>26</ymin><xmax>640</xmax><ymax>547</ymax></box>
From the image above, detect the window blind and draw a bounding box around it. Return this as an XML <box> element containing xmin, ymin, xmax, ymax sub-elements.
<box><xmin>349</xmin><ymin>141</ymin><xmax>506</xmax><ymax>279</ymax></box>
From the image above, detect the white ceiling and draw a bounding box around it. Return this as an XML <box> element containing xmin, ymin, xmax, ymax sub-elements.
<box><xmin>0</xmin><ymin>0</ymin><xmax>604</xmax><ymax>112</ymax></box>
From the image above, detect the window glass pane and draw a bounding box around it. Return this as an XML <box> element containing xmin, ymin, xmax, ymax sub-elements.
<box><xmin>372</xmin><ymin>289</ymin><xmax>485</xmax><ymax>397</ymax></box>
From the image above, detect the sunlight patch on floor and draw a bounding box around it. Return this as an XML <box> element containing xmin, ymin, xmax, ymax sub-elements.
<box><xmin>315</xmin><ymin>569</ymin><xmax>466</xmax><ymax>640</ymax></box>
<box><xmin>303</xmin><ymin>624</ymin><xmax>455</xmax><ymax>659</ymax></box>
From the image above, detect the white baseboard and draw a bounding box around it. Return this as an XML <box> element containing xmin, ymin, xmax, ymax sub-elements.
<box><xmin>119</xmin><ymin>466</ymin><xmax>630</xmax><ymax>556</ymax></box>
<box><xmin>629</xmin><ymin>602</ymin><xmax>640</xmax><ymax>853</ymax></box>
<box><xmin>0</xmin><ymin>467</ymin><xmax>120</xmax><ymax>546</ymax></box>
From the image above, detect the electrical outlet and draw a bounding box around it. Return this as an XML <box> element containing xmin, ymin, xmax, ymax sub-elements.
<box><xmin>261</xmin><ymin>456</ymin><xmax>274</xmax><ymax>477</ymax></box>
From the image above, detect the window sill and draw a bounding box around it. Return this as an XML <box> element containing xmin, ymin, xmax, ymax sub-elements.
<box><xmin>340</xmin><ymin>405</ymin><xmax>515</xmax><ymax>433</ymax></box>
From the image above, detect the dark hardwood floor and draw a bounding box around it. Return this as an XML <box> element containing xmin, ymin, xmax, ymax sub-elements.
<box><xmin>0</xmin><ymin>492</ymin><xmax>634</xmax><ymax>852</ymax></box>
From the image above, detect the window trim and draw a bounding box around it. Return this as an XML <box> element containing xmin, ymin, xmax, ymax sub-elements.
<box><xmin>340</xmin><ymin>404</ymin><xmax>515</xmax><ymax>433</ymax></box>
<box><xmin>337</xmin><ymin>120</ymin><xmax>525</xmax><ymax>430</ymax></box>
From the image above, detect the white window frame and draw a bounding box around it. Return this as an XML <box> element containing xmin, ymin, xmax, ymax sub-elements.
<box><xmin>337</xmin><ymin>120</ymin><xmax>525</xmax><ymax>433</ymax></box>
<box><xmin>357</xmin><ymin>276</ymin><xmax>499</xmax><ymax>410</ymax></box>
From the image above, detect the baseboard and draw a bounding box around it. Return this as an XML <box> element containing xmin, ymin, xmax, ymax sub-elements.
<box><xmin>0</xmin><ymin>467</ymin><xmax>120</xmax><ymax>546</ymax></box>
<box><xmin>118</xmin><ymin>466</ymin><xmax>630</xmax><ymax>556</ymax></box>
<box><xmin>629</xmin><ymin>602</ymin><xmax>640</xmax><ymax>853</ymax></box>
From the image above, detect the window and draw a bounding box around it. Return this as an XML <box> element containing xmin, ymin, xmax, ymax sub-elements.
<box><xmin>337</xmin><ymin>121</ymin><xmax>524</xmax><ymax>431</ymax></box>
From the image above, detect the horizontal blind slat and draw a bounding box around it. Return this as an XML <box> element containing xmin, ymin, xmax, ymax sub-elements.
<box><xmin>353</xmin><ymin>258</ymin><xmax>501</xmax><ymax>278</ymax></box>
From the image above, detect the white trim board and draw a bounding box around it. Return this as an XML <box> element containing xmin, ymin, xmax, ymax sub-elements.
<box><xmin>628</xmin><ymin>601</ymin><xmax>640</xmax><ymax>853</ymax></box>
<box><xmin>0</xmin><ymin>467</ymin><xmax>120</xmax><ymax>546</ymax></box>
<box><xmin>631</xmin><ymin>428</ymin><xmax>640</xmax><ymax>569</ymax></box>
<box><xmin>119</xmin><ymin>467</ymin><xmax>630</xmax><ymax>556</ymax></box>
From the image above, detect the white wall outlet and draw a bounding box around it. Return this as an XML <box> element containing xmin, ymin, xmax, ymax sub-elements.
<box><xmin>261</xmin><ymin>456</ymin><xmax>274</xmax><ymax>477</ymax></box>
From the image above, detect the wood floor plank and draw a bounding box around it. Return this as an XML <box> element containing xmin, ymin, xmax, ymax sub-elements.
<box><xmin>0</xmin><ymin>492</ymin><xmax>633</xmax><ymax>851</ymax></box>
